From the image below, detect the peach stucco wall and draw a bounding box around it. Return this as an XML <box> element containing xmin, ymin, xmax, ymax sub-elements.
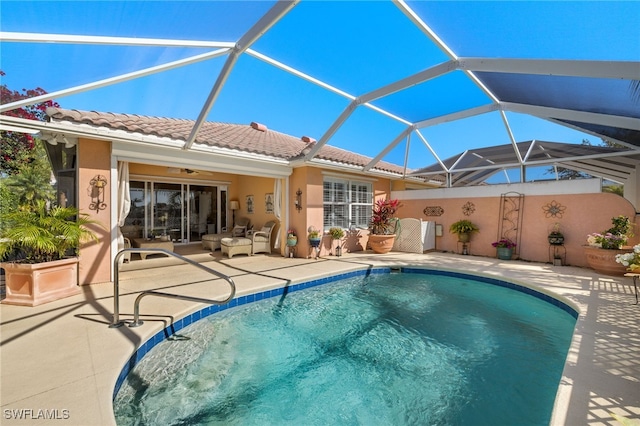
<box><xmin>290</xmin><ymin>167</ymin><xmax>393</xmax><ymax>258</ymax></box>
<box><xmin>398</xmin><ymin>192</ymin><xmax>639</xmax><ymax>267</ymax></box>
<box><xmin>78</xmin><ymin>139</ymin><xmax>112</xmax><ymax>285</ymax></box>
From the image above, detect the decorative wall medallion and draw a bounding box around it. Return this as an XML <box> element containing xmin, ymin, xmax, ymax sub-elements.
<box><xmin>543</xmin><ymin>200</ymin><xmax>566</xmax><ymax>218</ymax></box>
<box><xmin>462</xmin><ymin>201</ymin><xmax>475</xmax><ymax>216</ymax></box>
<box><xmin>423</xmin><ymin>206</ymin><xmax>444</xmax><ymax>216</ymax></box>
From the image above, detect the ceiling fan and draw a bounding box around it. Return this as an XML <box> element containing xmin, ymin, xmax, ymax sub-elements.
<box><xmin>166</xmin><ymin>167</ymin><xmax>212</xmax><ymax>176</ymax></box>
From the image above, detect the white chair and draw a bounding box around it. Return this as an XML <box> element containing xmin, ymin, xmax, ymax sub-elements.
<box><xmin>252</xmin><ymin>221</ymin><xmax>276</xmax><ymax>254</ymax></box>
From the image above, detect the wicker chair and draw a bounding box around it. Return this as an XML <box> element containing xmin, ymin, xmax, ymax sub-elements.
<box><xmin>252</xmin><ymin>221</ymin><xmax>276</xmax><ymax>255</ymax></box>
<box><xmin>201</xmin><ymin>217</ymin><xmax>250</xmax><ymax>251</ymax></box>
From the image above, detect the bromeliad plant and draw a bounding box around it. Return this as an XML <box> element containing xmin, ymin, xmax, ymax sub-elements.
<box><xmin>0</xmin><ymin>200</ymin><xmax>99</xmax><ymax>263</ymax></box>
<box><xmin>370</xmin><ymin>199</ymin><xmax>400</xmax><ymax>235</ymax></box>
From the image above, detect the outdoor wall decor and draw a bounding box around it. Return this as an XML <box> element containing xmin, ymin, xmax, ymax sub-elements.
<box><xmin>462</xmin><ymin>201</ymin><xmax>475</xmax><ymax>216</ymax></box>
<box><xmin>246</xmin><ymin>195</ymin><xmax>254</xmax><ymax>214</ymax></box>
<box><xmin>543</xmin><ymin>200</ymin><xmax>566</xmax><ymax>218</ymax></box>
<box><xmin>265</xmin><ymin>193</ymin><xmax>274</xmax><ymax>214</ymax></box>
<box><xmin>423</xmin><ymin>206</ymin><xmax>444</xmax><ymax>216</ymax></box>
<box><xmin>89</xmin><ymin>174</ymin><xmax>108</xmax><ymax>213</ymax></box>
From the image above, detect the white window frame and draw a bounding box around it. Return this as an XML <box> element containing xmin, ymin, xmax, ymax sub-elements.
<box><xmin>323</xmin><ymin>176</ymin><xmax>373</xmax><ymax>230</ymax></box>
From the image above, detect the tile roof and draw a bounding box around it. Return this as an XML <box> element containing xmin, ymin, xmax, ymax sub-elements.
<box><xmin>45</xmin><ymin>108</ymin><xmax>408</xmax><ymax>176</ymax></box>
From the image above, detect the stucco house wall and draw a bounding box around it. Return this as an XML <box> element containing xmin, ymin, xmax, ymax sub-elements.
<box><xmin>78</xmin><ymin>138</ymin><xmax>112</xmax><ymax>285</ymax></box>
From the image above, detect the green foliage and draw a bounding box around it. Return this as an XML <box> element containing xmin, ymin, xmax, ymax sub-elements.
<box><xmin>328</xmin><ymin>227</ymin><xmax>345</xmax><ymax>240</ymax></box>
<box><xmin>0</xmin><ymin>200</ymin><xmax>99</xmax><ymax>263</ymax></box>
<box><xmin>449</xmin><ymin>219</ymin><xmax>479</xmax><ymax>235</ymax></box>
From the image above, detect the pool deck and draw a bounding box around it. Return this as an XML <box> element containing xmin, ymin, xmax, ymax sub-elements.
<box><xmin>1</xmin><ymin>250</ymin><xmax>639</xmax><ymax>425</ymax></box>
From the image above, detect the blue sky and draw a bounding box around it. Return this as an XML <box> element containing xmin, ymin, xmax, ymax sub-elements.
<box><xmin>1</xmin><ymin>1</ymin><xmax>639</xmax><ymax>173</ymax></box>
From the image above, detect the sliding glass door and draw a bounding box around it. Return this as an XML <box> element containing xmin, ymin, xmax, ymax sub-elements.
<box><xmin>122</xmin><ymin>180</ymin><xmax>228</xmax><ymax>244</ymax></box>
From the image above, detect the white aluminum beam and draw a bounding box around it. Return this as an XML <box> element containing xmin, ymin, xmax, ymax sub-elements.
<box><xmin>502</xmin><ymin>102</ymin><xmax>640</xmax><ymax>131</ymax></box>
<box><xmin>458</xmin><ymin>57</ymin><xmax>640</xmax><ymax>80</ymax></box>
<box><xmin>500</xmin><ymin>110</ymin><xmax>524</xmax><ymax>164</ymax></box>
<box><xmin>303</xmin><ymin>101</ymin><xmax>359</xmax><ymax>161</ymax></box>
<box><xmin>183</xmin><ymin>0</ymin><xmax>298</xmax><ymax>150</ymax></box>
<box><xmin>0</xmin><ymin>31</ymin><xmax>235</xmax><ymax>49</ymax></box>
<box><xmin>393</xmin><ymin>0</ymin><xmax>457</xmax><ymax>60</ymax></box>
<box><xmin>359</xmin><ymin>61</ymin><xmax>457</xmax><ymax>104</ymax></box>
<box><xmin>363</xmin><ymin>126</ymin><xmax>414</xmax><ymax>172</ymax></box>
<box><xmin>0</xmin><ymin>48</ymin><xmax>230</xmax><ymax>113</ymax></box>
<box><xmin>415</xmin><ymin>130</ymin><xmax>448</xmax><ymax>172</ymax></box>
<box><xmin>414</xmin><ymin>103</ymin><xmax>498</xmax><ymax>128</ymax></box>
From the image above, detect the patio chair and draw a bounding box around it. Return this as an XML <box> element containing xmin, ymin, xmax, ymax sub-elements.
<box><xmin>252</xmin><ymin>221</ymin><xmax>276</xmax><ymax>255</ymax></box>
<box><xmin>202</xmin><ymin>217</ymin><xmax>250</xmax><ymax>251</ymax></box>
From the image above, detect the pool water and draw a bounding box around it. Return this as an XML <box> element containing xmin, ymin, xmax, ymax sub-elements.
<box><xmin>114</xmin><ymin>272</ymin><xmax>576</xmax><ymax>425</ymax></box>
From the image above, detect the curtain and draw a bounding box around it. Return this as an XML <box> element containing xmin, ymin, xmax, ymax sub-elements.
<box><xmin>117</xmin><ymin>162</ymin><xmax>131</xmax><ymax>259</ymax></box>
<box><xmin>273</xmin><ymin>179</ymin><xmax>282</xmax><ymax>249</ymax></box>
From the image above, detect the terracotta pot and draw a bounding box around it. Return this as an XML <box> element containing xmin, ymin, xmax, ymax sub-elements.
<box><xmin>369</xmin><ymin>234</ymin><xmax>396</xmax><ymax>254</ymax></box>
<box><xmin>583</xmin><ymin>246</ymin><xmax>630</xmax><ymax>276</ymax></box>
<box><xmin>1</xmin><ymin>257</ymin><xmax>81</xmax><ymax>306</ymax></box>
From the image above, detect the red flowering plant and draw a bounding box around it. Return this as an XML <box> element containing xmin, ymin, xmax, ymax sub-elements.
<box><xmin>370</xmin><ymin>199</ymin><xmax>401</xmax><ymax>235</ymax></box>
<box><xmin>1</xmin><ymin>70</ymin><xmax>60</xmax><ymax>175</ymax></box>
<box><xmin>492</xmin><ymin>238</ymin><xmax>517</xmax><ymax>249</ymax></box>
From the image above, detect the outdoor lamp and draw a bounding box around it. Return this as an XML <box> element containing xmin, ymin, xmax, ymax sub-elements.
<box><xmin>230</xmin><ymin>200</ymin><xmax>240</xmax><ymax>226</ymax></box>
<box><xmin>295</xmin><ymin>189</ymin><xmax>302</xmax><ymax>212</ymax></box>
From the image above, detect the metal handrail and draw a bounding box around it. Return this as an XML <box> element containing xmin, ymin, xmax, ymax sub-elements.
<box><xmin>110</xmin><ymin>248</ymin><xmax>236</xmax><ymax>328</ymax></box>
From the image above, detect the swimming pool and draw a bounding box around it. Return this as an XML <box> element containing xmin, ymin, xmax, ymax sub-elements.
<box><xmin>114</xmin><ymin>268</ymin><xmax>577</xmax><ymax>425</ymax></box>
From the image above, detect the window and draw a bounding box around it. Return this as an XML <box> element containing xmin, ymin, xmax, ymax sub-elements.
<box><xmin>323</xmin><ymin>177</ymin><xmax>372</xmax><ymax>229</ymax></box>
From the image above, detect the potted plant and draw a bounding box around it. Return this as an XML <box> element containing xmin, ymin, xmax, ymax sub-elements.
<box><xmin>308</xmin><ymin>227</ymin><xmax>322</xmax><ymax>248</ymax></box>
<box><xmin>492</xmin><ymin>238</ymin><xmax>517</xmax><ymax>260</ymax></box>
<box><xmin>584</xmin><ymin>215</ymin><xmax>634</xmax><ymax>275</ymax></box>
<box><xmin>449</xmin><ymin>219</ymin><xmax>479</xmax><ymax>243</ymax></box>
<box><xmin>548</xmin><ymin>223</ymin><xmax>564</xmax><ymax>245</ymax></box>
<box><xmin>286</xmin><ymin>229</ymin><xmax>298</xmax><ymax>247</ymax></box>
<box><xmin>0</xmin><ymin>200</ymin><xmax>100</xmax><ymax>306</ymax></box>
<box><xmin>369</xmin><ymin>199</ymin><xmax>400</xmax><ymax>254</ymax></box>
<box><xmin>328</xmin><ymin>227</ymin><xmax>345</xmax><ymax>256</ymax></box>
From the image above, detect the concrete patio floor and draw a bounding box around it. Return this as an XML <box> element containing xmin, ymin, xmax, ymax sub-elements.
<box><xmin>1</xmin><ymin>250</ymin><xmax>639</xmax><ymax>425</ymax></box>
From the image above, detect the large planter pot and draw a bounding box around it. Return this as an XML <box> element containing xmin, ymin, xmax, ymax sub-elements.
<box><xmin>369</xmin><ymin>234</ymin><xmax>396</xmax><ymax>254</ymax></box>
<box><xmin>286</xmin><ymin>237</ymin><xmax>298</xmax><ymax>247</ymax></box>
<box><xmin>1</xmin><ymin>257</ymin><xmax>81</xmax><ymax>306</ymax></box>
<box><xmin>309</xmin><ymin>237</ymin><xmax>321</xmax><ymax>248</ymax></box>
<box><xmin>496</xmin><ymin>247</ymin><xmax>513</xmax><ymax>260</ymax></box>
<box><xmin>457</xmin><ymin>233</ymin><xmax>471</xmax><ymax>243</ymax></box>
<box><xmin>583</xmin><ymin>246</ymin><xmax>630</xmax><ymax>276</ymax></box>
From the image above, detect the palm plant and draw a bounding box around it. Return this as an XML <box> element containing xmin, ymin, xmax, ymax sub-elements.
<box><xmin>0</xmin><ymin>200</ymin><xmax>99</xmax><ymax>263</ymax></box>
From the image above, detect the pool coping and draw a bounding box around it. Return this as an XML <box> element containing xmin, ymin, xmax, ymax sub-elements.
<box><xmin>1</xmin><ymin>252</ymin><xmax>638</xmax><ymax>425</ymax></box>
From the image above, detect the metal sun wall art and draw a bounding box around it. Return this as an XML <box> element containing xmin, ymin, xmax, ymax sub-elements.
<box><xmin>462</xmin><ymin>201</ymin><xmax>475</xmax><ymax>216</ymax></box>
<box><xmin>89</xmin><ymin>174</ymin><xmax>107</xmax><ymax>213</ymax></box>
<box><xmin>543</xmin><ymin>200</ymin><xmax>566</xmax><ymax>218</ymax></box>
<box><xmin>423</xmin><ymin>206</ymin><xmax>444</xmax><ymax>216</ymax></box>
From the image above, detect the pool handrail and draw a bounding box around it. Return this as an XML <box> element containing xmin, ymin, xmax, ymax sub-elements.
<box><xmin>110</xmin><ymin>248</ymin><xmax>236</xmax><ymax>328</ymax></box>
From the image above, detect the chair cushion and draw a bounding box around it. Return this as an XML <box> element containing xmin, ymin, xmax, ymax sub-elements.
<box><xmin>260</xmin><ymin>226</ymin><xmax>270</xmax><ymax>233</ymax></box>
<box><xmin>232</xmin><ymin>225</ymin><xmax>246</xmax><ymax>236</ymax></box>
<box><xmin>221</xmin><ymin>237</ymin><xmax>252</xmax><ymax>247</ymax></box>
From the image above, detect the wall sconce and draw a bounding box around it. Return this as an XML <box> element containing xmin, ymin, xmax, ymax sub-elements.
<box><xmin>89</xmin><ymin>175</ymin><xmax>108</xmax><ymax>213</ymax></box>
<box><xmin>229</xmin><ymin>200</ymin><xmax>240</xmax><ymax>226</ymax></box>
<box><xmin>295</xmin><ymin>189</ymin><xmax>302</xmax><ymax>212</ymax></box>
